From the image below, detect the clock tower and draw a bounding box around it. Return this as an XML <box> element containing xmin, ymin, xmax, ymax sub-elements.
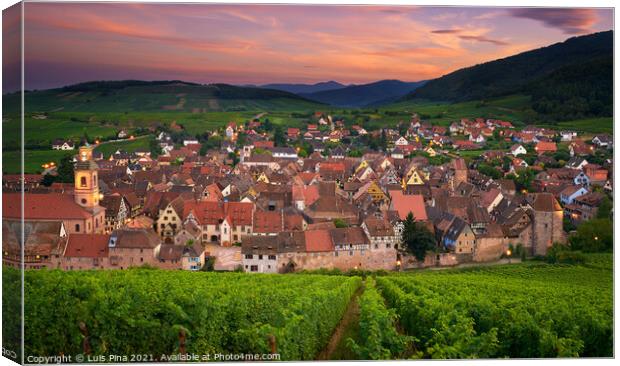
<box><xmin>74</xmin><ymin>144</ymin><xmax>101</xmax><ymax>211</ymax></box>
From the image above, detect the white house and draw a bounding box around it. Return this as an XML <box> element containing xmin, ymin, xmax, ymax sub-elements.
<box><xmin>394</xmin><ymin>136</ymin><xmax>409</xmax><ymax>146</ymax></box>
<box><xmin>560</xmin><ymin>186</ymin><xmax>589</xmax><ymax>205</ymax></box>
<box><xmin>510</xmin><ymin>144</ymin><xmax>527</xmax><ymax>156</ymax></box>
<box><xmin>183</xmin><ymin>139</ymin><xmax>200</xmax><ymax>146</ymax></box>
<box><xmin>52</xmin><ymin>139</ymin><xmax>75</xmax><ymax>150</ymax></box>
<box><xmin>269</xmin><ymin>147</ymin><xmax>298</xmax><ymax>159</ymax></box>
<box><xmin>592</xmin><ymin>135</ymin><xmax>612</xmax><ymax>148</ymax></box>
<box><xmin>560</xmin><ymin>131</ymin><xmax>577</xmax><ymax>142</ymax></box>
<box><xmin>574</xmin><ymin>172</ymin><xmax>590</xmax><ymax>187</ymax></box>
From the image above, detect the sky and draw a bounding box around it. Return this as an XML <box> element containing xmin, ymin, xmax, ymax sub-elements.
<box><xmin>2</xmin><ymin>3</ymin><xmax>614</xmax><ymax>91</ymax></box>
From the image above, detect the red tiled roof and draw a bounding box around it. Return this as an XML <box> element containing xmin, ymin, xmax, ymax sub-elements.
<box><xmin>65</xmin><ymin>234</ymin><xmax>110</xmax><ymax>258</ymax></box>
<box><xmin>304</xmin><ymin>230</ymin><xmax>334</xmax><ymax>252</ymax></box>
<box><xmin>3</xmin><ymin>193</ymin><xmax>93</xmax><ymax>220</ymax></box>
<box><xmin>388</xmin><ymin>190</ymin><xmax>427</xmax><ymax>221</ymax></box>
<box><xmin>184</xmin><ymin>201</ymin><xmax>253</xmax><ymax>226</ymax></box>
<box><xmin>292</xmin><ymin>185</ymin><xmax>320</xmax><ymax>206</ymax></box>
<box><xmin>535</xmin><ymin>141</ymin><xmax>557</xmax><ymax>152</ymax></box>
<box><xmin>253</xmin><ymin>210</ymin><xmax>282</xmax><ymax>233</ymax></box>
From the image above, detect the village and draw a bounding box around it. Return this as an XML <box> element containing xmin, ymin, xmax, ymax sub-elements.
<box><xmin>2</xmin><ymin>113</ymin><xmax>613</xmax><ymax>273</ymax></box>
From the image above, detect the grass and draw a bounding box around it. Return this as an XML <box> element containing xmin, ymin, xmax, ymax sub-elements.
<box><xmin>537</xmin><ymin>117</ymin><xmax>613</xmax><ymax>135</ymax></box>
<box><xmin>2</xmin><ymin>149</ymin><xmax>74</xmax><ymax>174</ymax></box>
<box><xmin>382</xmin><ymin>94</ymin><xmax>536</xmax><ymax>126</ymax></box>
<box><xmin>94</xmin><ymin>136</ymin><xmax>151</xmax><ymax>158</ymax></box>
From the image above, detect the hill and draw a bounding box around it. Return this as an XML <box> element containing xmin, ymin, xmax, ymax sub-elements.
<box><xmin>301</xmin><ymin>79</ymin><xmax>427</xmax><ymax>107</ymax></box>
<box><xmin>405</xmin><ymin>31</ymin><xmax>612</xmax><ymax>122</ymax></box>
<box><xmin>260</xmin><ymin>81</ymin><xmax>346</xmax><ymax>94</ymax></box>
<box><xmin>3</xmin><ymin>80</ymin><xmax>324</xmax><ymax>114</ymax></box>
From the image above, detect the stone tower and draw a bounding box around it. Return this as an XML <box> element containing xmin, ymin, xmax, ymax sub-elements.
<box><xmin>530</xmin><ymin>193</ymin><xmax>565</xmax><ymax>256</ymax></box>
<box><xmin>74</xmin><ymin>144</ymin><xmax>101</xmax><ymax>211</ymax></box>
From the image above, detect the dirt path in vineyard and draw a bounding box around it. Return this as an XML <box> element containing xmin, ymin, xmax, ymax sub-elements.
<box><xmin>315</xmin><ymin>281</ymin><xmax>365</xmax><ymax>360</ymax></box>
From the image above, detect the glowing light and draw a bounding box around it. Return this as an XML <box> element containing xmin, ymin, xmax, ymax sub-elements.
<box><xmin>506</xmin><ymin>249</ymin><xmax>512</xmax><ymax>256</ymax></box>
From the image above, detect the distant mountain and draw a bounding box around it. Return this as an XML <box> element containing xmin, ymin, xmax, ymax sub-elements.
<box><xmin>406</xmin><ymin>31</ymin><xmax>613</xmax><ymax>105</ymax></box>
<box><xmin>4</xmin><ymin>80</ymin><xmax>324</xmax><ymax>114</ymax></box>
<box><xmin>260</xmin><ymin>81</ymin><xmax>346</xmax><ymax>94</ymax></box>
<box><xmin>301</xmin><ymin>79</ymin><xmax>427</xmax><ymax>107</ymax></box>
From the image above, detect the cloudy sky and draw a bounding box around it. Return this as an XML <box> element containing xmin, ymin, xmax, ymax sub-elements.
<box><xmin>3</xmin><ymin>3</ymin><xmax>614</xmax><ymax>91</ymax></box>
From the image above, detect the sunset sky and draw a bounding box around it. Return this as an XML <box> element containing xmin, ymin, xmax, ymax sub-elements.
<box><xmin>4</xmin><ymin>3</ymin><xmax>614</xmax><ymax>91</ymax></box>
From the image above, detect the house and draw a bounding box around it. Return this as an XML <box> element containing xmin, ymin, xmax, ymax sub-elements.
<box><xmin>117</xmin><ymin>130</ymin><xmax>128</xmax><ymax>138</ymax></box>
<box><xmin>268</xmin><ymin>147</ymin><xmax>298</xmax><ymax>159</ymax></box>
<box><xmin>592</xmin><ymin>134</ymin><xmax>612</xmax><ymax>148</ymax></box>
<box><xmin>454</xmin><ymin>140</ymin><xmax>480</xmax><ymax>150</ymax></box>
<box><xmin>107</xmin><ymin>228</ymin><xmax>161</xmax><ymax>269</ymax></box>
<box><xmin>569</xmin><ymin>140</ymin><xmax>595</xmax><ymax>157</ymax></box>
<box><xmin>394</xmin><ymin>136</ymin><xmax>409</xmax><ymax>146</ymax></box>
<box><xmin>437</xmin><ymin>215</ymin><xmax>474</xmax><ymax>254</ymax></box>
<box><xmin>565</xmin><ymin>192</ymin><xmax>606</xmax><ymax>223</ymax></box>
<box><xmin>100</xmin><ymin>194</ymin><xmax>130</xmax><ymax>233</ymax></box>
<box><xmin>510</xmin><ymin>144</ymin><xmax>527</xmax><ymax>156</ymax></box>
<box><xmin>287</xmin><ymin>128</ymin><xmax>300</xmax><ymax>139</ymax></box>
<box><xmin>565</xmin><ymin>157</ymin><xmax>589</xmax><ymax>170</ymax></box>
<box><xmin>534</xmin><ymin>141</ymin><xmax>557</xmax><ymax>155</ymax></box>
<box><xmin>2</xmin><ymin>219</ymin><xmax>68</xmax><ymax>269</ymax></box>
<box><xmin>388</xmin><ymin>190</ymin><xmax>427</xmax><ymax>221</ymax></box>
<box><xmin>52</xmin><ymin>139</ymin><xmax>75</xmax><ymax>150</ymax></box>
<box><xmin>183</xmin><ymin>201</ymin><xmax>254</xmax><ymax>246</ymax></box>
<box><xmin>560</xmin><ymin>186</ymin><xmax>589</xmax><ymax>205</ymax></box>
<box><xmin>61</xmin><ymin>233</ymin><xmax>110</xmax><ymax>270</ymax></box>
<box><xmin>183</xmin><ymin>139</ymin><xmax>200</xmax><ymax>146</ymax></box>
<box><xmin>560</xmin><ymin>131</ymin><xmax>577</xmax><ymax>142</ymax></box>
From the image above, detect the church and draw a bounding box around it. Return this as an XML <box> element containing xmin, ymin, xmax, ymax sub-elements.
<box><xmin>3</xmin><ymin>144</ymin><xmax>106</xmax><ymax>234</ymax></box>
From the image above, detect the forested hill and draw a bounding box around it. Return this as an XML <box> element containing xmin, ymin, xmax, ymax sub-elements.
<box><xmin>404</xmin><ymin>31</ymin><xmax>612</xmax><ymax>121</ymax></box>
<box><xmin>3</xmin><ymin>80</ymin><xmax>324</xmax><ymax>114</ymax></box>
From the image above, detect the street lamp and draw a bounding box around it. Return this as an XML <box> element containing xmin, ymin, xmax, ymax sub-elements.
<box><xmin>506</xmin><ymin>249</ymin><xmax>512</xmax><ymax>264</ymax></box>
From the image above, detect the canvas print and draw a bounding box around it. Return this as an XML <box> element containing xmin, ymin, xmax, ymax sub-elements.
<box><xmin>1</xmin><ymin>1</ymin><xmax>614</xmax><ymax>363</ymax></box>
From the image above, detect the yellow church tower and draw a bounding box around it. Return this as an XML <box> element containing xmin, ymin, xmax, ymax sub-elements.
<box><xmin>74</xmin><ymin>144</ymin><xmax>101</xmax><ymax>211</ymax></box>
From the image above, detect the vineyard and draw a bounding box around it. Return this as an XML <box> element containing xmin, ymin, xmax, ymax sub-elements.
<box><xmin>12</xmin><ymin>270</ymin><xmax>361</xmax><ymax>360</ymax></box>
<box><xmin>2</xmin><ymin>253</ymin><xmax>613</xmax><ymax>361</ymax></box>
<box><xmin>375</xmin><ymin>253</ymin><xmax>613</xmax><ymax>359</ymax></box>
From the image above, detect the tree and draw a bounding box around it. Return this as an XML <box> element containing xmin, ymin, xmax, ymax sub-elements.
<box><xmin>401</xmin><ymin>212</ymin><xmax>436</xmax><ymax>261</ymax></box>
<box><xmin>568</xmin><ymin>219</ymin><xmax>612</xmax><ymax>252</ymax></box>
<box><xmin>41</xmin><ymin>173</ymin><xmax>56</xmax><ymax>187</ymax></box>
<box><xmin>149</xmin><ymin>138</ymin><xmax>161</xmax><ymax>158</ymax></box>
<box><xmin>333</xmin><ymin>218</ymin><xmax>349</xmax><ymax>228</ymax></box>
<box><xmin>263</xmin><ymin>118</ymin><xmax>273</xmax><ymax>132</ymax></box>
<box><xmin>273</xmin><ymin>126</ymin><xmax>286</xmax><ymax>147</ymax></box>
<box><xmin>596</xmin><ymin>196</ymin><xmax>612</xmax><ymax>220</ymax></box>
<box><xmin>56</xmin><ymin>155</ymin><xmax>75</xmax><ymax>183</ymax></box>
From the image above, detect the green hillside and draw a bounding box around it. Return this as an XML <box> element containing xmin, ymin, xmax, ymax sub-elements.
<box><xmin>3</xmin><ymin>81</ymin><xmax>324</xmax><ymax>115</ymax></box>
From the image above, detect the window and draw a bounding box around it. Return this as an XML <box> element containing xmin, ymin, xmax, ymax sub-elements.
<box><xmin>258</xmin><ymin>255</ymin><xmax>263</xmax><ymax>260</ymax></box>
<box><xmin>75</xmin><ymin>224</ymin><xmax>80</xmax><ymax>232</ymax></box>
<box><xmin>81</xmin><ymin>198</ymin><xmax>87</xmax><ymax>205</ymax></box>
<box><xmin>250</xmin><ymin>265</ymin><xmax>258</xmax><ymax>272</ymax></box>
<box><xmin>386</xmin><ymin>243</ymin><xmax>391</xmax><ymax>248</ymax></box>
<box><xmin>349</xmin><ymin>251</ymin><xmax>353</xmax><ymax>256</ymax></box>
<box><xmin>374</xmin><ymin>244</ymin><xmax>378</xmax><ymax>249</ymax></box>
<box><xmin>245</xmin><ymin>254</ymin><xmax>253</xmax><ymax>259</ymax></box>
<box><xmin>80</xmin><ymin>176</ymin><xmax>87</xmax><ymax>187</ymax></box>
<box><xmin>233</xmin><ymin>235</ymin><xmax>238</xmax><ymax>241</ymax></box>
<box><xmin>268</xmin><ymin>255</ymin><xmax>276</xmax><ymax>260</ymax></box>
<box><xmin>335</xmin><ymin>252</ymin><xmax>339</xmax><ymax>257</ymax></box>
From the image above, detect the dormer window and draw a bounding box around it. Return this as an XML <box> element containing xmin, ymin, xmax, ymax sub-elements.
<box><xmin>80</xmin><ymin>176</ymin><xmax>87</xmax><ymax>187</ymax></box>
